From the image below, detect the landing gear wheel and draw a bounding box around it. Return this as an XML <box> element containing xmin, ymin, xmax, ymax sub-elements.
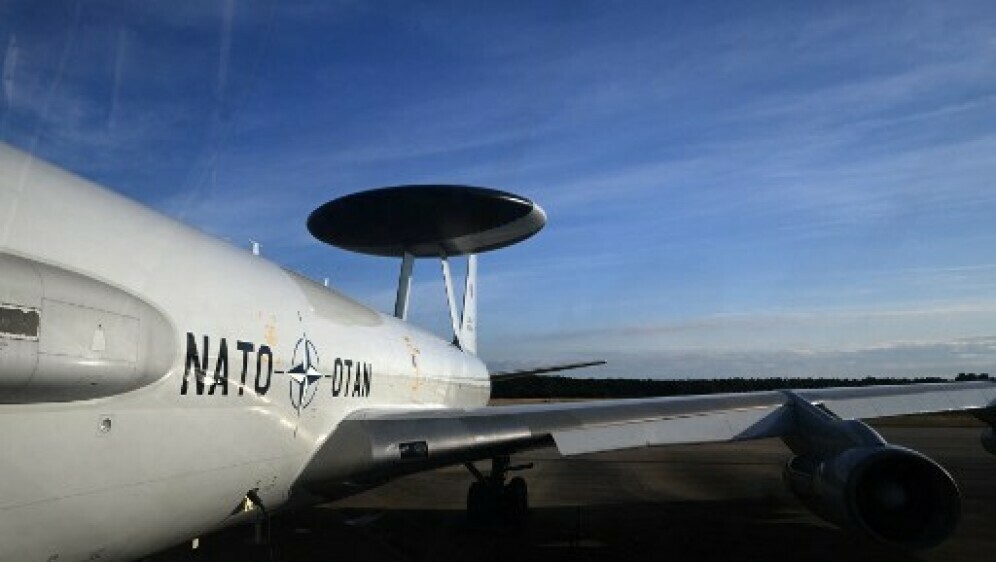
<box><xmin>465</xmin><ymin>457</ymin><xmax>532</xmax><ymax>526</ymax></box>
<box><xmin>503</xmin><ymin>476</ymin><xmax>529</xmax><ymax>524</ymax></box>
<box><xmin>467</xmin><ymin>481</ymin><xmax>496</xmax><ymax>525</ymax></box>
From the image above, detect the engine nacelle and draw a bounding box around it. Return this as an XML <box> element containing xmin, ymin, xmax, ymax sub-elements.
<box><xmin>981</xmin><ymin>427</ymin><xmax>996</xmax><ymax>457</ymax></box>
<box><xmin>784</xmin><ymin>445</ymin><xmax>960</xmax><ymax>549</ymax></box>
<box><xmin>0</xmin><ymin>253</ymin><xmax>176</xmax><ymax>403</ymax></box>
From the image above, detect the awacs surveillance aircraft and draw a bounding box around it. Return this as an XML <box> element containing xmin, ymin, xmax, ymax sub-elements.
<box><xmin>1</xmin><ymin>142</ymin><xmax>996</xmax><ymax>561</ymax></box>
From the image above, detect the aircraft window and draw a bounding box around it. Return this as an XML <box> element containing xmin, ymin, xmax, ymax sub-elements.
<box><xmin>0</xmin><ymin>304</ymin><xmax>40</xmax><ymax>340</ymax></box>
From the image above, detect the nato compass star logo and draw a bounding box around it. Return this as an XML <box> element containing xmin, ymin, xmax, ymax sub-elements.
<box><xmin>287</xmin><ymin>333</ymin><xmax>321</xmax><ymax>415</ymax></box>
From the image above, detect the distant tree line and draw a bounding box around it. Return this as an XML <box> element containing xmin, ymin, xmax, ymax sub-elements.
<box><xmin>492</xmin><ymin>373</ymin><xmax>990</xmax><ymax>399</ymax></box>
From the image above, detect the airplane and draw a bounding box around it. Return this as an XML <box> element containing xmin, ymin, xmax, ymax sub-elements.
<box><xmin>1</xmin><ymin>140</ymin><xmax>995</xmax><ymax>561</ymax></box>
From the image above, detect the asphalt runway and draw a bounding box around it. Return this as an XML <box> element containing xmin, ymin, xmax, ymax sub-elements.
<box><xmin>151</xmin><ymin>415</ymin><xmax>996</xmax><ymax>562</ymax></box>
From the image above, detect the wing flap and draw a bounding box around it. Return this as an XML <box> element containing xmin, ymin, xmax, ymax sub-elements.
<box><xmin>796</xmin><ymin>383</ymin><xmax>996</xmax><ymax>419</ymax></box>
<box><xmin>552</xmin><ymin>404</ymin><xmax>784</xmax><ymax>455</ymax></box>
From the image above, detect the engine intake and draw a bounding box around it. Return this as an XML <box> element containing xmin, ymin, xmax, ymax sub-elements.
<box><xmin>784</xmin><ymin>445</ymin><xmax>960</xmax><ymax>549</ymax></box>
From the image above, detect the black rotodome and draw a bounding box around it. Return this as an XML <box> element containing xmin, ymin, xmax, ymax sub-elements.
<box><xmin>307</xmin><ymin>185</ymin><xmax>546</xmax><ymax>257</ymax></box>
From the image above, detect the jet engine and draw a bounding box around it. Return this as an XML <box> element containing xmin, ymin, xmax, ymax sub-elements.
<box><xmin>783</xmin><ymin>445</ymin><xmax>960</xmax><ymax>549</ymax></box>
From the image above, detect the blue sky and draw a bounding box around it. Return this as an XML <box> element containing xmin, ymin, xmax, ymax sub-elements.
<box><xmin>3</xmin><ymin>1</ymin><xmax>996</xmax><ymax>378</ymax></box>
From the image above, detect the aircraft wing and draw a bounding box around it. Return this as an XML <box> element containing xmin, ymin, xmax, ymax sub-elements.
<box><xmin>488</xmin><ymin>360</ymin><xmax>608</xmax><ymax>382</ymax></box>
<box><xmin>295</xmin><ymin>380</ymin><xmax>996</xmax><ymax>496</ymax></box>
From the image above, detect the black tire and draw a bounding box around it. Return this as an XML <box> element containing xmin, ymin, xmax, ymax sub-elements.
<box><xmin>467</xmin><ymin>481</ymin><xmax>495</xmax><ymax>525</ymax></box>
<box><xmin>504</xmin><ymin>477</ymin><xmax>529</xmax><ymax>524</ymax></box>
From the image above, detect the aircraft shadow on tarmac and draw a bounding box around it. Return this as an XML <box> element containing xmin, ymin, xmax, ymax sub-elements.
<box><xmin>148</xmin><ymin>425</ymin><xmax>996</xmax><ymax>562</ymax></box>
<box><xmin>149</xmin><ymin>499</ymin><xmax>926</xmax><ymax>562</ymax></box>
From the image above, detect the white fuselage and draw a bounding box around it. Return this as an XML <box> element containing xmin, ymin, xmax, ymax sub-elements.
<box><xmin>0</xmin><ymin>144</ymin><xmax>490</xmax><ymax>562</ymax></box>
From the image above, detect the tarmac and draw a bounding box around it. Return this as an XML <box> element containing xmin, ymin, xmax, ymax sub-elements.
<box><xmin>150</xmin><ymin>414</ymin><xmax>996</xmax><ymax>562</ymax></box>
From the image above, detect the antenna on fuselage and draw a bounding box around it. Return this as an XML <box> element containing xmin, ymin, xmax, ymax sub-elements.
<box><xmin>305</xmin><ymin>185</ymin><xmax>546</xmax><ymax>354</ymax></box>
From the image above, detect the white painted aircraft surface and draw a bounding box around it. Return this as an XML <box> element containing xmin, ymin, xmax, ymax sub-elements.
<box><xmin>1</xmin><ymin>142</ymin><xmax>996</xmax><ymax>561</ymax></box>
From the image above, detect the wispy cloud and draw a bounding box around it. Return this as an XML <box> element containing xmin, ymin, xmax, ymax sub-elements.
<box><xmin>487</xmin><ymin>336</ymin><xmax>996</xmax><ymax>380</ymax></box>
<box><xmin>483</xmin><ymin>298</ymin><xmax>996</xmax><ymax>376</ymax></box>
<box><xmin>5</xmin><ymin>2</ymin><xmax>996</xmax><ymax>379</ymax></box>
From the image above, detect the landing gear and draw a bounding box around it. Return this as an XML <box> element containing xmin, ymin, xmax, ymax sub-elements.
<box><xmin>465</xmin><ymin>456</ymin><xmax>532</xmax><ymax>525</ymax></box>
<box><xmin>467</xmin><ymin>480</ymin><xmax>497</xmax><ymax>524</ymax></box>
